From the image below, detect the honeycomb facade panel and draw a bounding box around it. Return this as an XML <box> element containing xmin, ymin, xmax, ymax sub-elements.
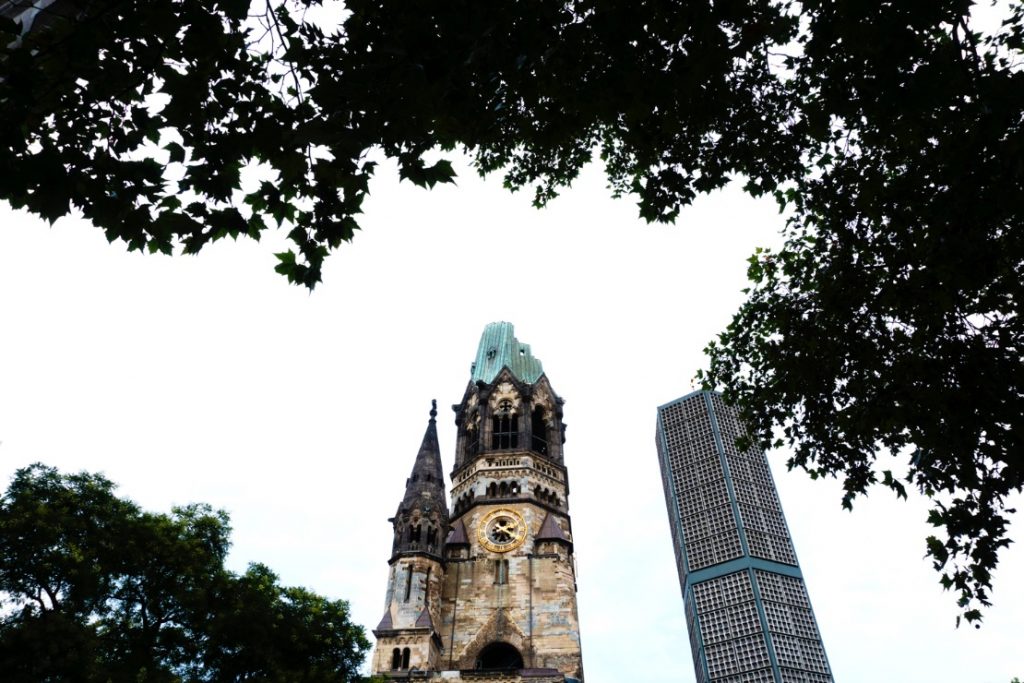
<box><xmin>656</xmin><ymin>391</ymin><xmax>834</xmax><ymax>683</ymax></box>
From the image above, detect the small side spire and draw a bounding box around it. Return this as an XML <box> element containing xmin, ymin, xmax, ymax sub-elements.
<box><xmin>391</xmin><ymin>400</ymin><xmax>449</xmax><ymax>560</ymax></box>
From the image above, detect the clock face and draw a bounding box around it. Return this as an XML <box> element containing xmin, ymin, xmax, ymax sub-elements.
<box><xmin>478</xmin><ymin>509</ymin><xmax>527</xmax><ymax>553</ymax></box>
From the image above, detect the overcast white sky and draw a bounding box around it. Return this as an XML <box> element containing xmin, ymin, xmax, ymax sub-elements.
<box><xmin>1</xmin><ymin>158</ymin><xmax>1021</xmax><ymax>682</ymax></box>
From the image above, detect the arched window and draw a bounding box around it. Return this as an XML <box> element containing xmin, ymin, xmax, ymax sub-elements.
<box><xmin>499</xmin><ymin>481</ymin><xmax>509</xmax><ymax>497</ymax></box>
<box><xmin>487</xmin><ymin>482</ymin><xmax>498</xmax><ymax>497</ymax></box>
<box><xmin>491</xmin><ymin>400</ymin><xmax>519</xmax><ymax>449</ymax></box>
<box><xmin>402</xmin><ymin>647</ymin><xmax>411</xmax><ymax>669</ymax></box>
<box><xmin>509</xmin><ymin>481</ymin><xmax>520</xmax><ymax>496</ymax></box>
<box><xmin>391</xmin><ymin>648</ymin><xmax>401</xmax><ymax>670</ymax></box>
<box><xmin>475</xmin><ymin>642</ymin><xmax>523</xmax><ymax>670</ymax></box>
<box><xmin>531</xmin><ymin>406</ymin><xmax>548</xmax><ymax>455</ymax></box>
<box><xmin>427</xmin><ymin>526</ymin><xmax>438</xmax><ymax>548</ymax></box>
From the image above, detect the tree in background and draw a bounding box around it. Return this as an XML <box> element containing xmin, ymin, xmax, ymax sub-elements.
<box><xmin>0</xmin><ymin>464</ymin><xmax>370</xmax><ymax>682</ymax></box>
<box><xmin>2</xmin><ymin>1</ymin><xmax>1021</xmax><ymax>623</ymax></box>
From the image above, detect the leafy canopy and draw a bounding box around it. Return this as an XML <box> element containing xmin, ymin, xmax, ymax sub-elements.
<box><xmin>2</xmin><ymin>1</ymin><xmax>1022</xmax><ymax>623</ymax></box>
<box><xmin>0</xmin><ymin>464</ymin><xmax>371</xmax><ymax>682</ymax></box>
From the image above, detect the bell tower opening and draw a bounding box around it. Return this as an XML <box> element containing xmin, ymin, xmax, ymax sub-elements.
<box><xmin>475</xmin><ymin>641</ymin><xmax>524</xmax><ymax>670</ymax></box>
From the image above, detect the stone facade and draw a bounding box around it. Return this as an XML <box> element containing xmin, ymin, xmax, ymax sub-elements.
<box><xmin>373</xmin><ymin>324</ymin><xmax>584</xmax><ymax>683</ymax></box>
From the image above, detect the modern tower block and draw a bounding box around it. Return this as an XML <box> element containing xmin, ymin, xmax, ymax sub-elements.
<box><xmin>656</xmin><ymin>391</ymin><xmax>833</xmax><ymax>683</ymax></box>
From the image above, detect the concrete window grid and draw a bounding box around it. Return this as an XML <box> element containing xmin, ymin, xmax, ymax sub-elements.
<box><xmin>780</xmin><ymin>670</ymin><xmax>811</xmax><ymax>683</ymax></box>
<box><xmin>732</xmin><ymin>478</ymin><xmax>782</xmax><ymax>512</ymax></box>
<box><xmin>744</xmin><ymin>529</ymin><xmax>774</xmax><ymax>562</ymax></box>
<box><xmin>738</xmin><ymin>503</ymin><xmax>791</xmax><ymax>538</ymax></box>
<box><xmin>696</xmin><ymin>602</ymin><xmax>761</xmax><ymax>651</ymax></box>
<box><xmin>755</xmin><ymin>572</ymin><xmax>813</xmax><ymax>610</ymax></box>
<box><xmin>726</xmin><ymin>454</ymin><xmax>776</xmax><ymax>491</ymax></box>
<box><xmin>746</xmin><ymin>669</ymin><xmax>778</xmax><ymax>683</ymax></box>
<box><xmin>661</xmin><ymin>395</ymin><xmax>834</xmax><ymax>683</ymax></box>
<box><xmin>684</xmin><ymin>529</ymin><xmax>743</xmax><ymax>570</ymax></box>
<box><xmin>692</xmin><ymin>579</ymin><xmax>721</xmax><ymax>613</ymax></box>
<box><xmin>771</xmin><ymin>632</ymin><xmax>804</xmax><ymax>669</ymax></box>
<box><xmin>677</xmin><ymin>455</ymin><xmax>729</xmax><ymax>489</ymax></box>
<box><xmin>786</xmin><ymin>607</ymin><xmax>822</xmax><ymax>641</ymax></box>
<box><xmin>714</xmin><ymin>530</ymin><xmax>745</xmax><ymax>563</ymax></box>
<box><xmin>798</xmin><ymin>638</ymin><xmax>830</xmax><ymax>674</ymax></box>
<box><xmin>723</xmin><ymin>454</ymin><xmax>756</xmax><ymax>482</ymax></box>
<box><xmin>732</xmin><ymin>633</ymin><xmax>772</xmax><ymax>672</ymax></box>
<box><xmin>684</xmin><ymin>533</ymin><xmax>725</xmax><ymax>570</ymax></box>
<box><xmin>762</xmin><ymin>600</ymin><xmax>793</xmax><ymax>635</ymax></box>
<box><xmin>704</xmin><ymin>633</ymin><xmax>771</xmax><ymax>678</ymax></box>
<box><xmin>705</xmin><ymin>640</ymin><xmax>735</xmax><ymax>678</ymax></box>
<box><xmin>712</xmin><ymin>669</ymin><xmax>777</xmax><ymax>683</ymax></box>
<box><xmin>778</xmin><ymin>671</ymin><xmax>832</xmax><ymax>683</ymax></box>
<box><xmin>746</xmin><ymin>529</ymin><xmax>798</xmax><ymax>565</ymax></box>
<box><xmin>670</xmin><ymin>467</ymin><xmax>725</xmax><ymax>501</ymax></box>
<box><xmin>666</xmin><ymin>451</ymin><xmax>713</xmax><ymax>478</ymax></box>
<box><xmin>729</xmin><ymin>602</ymin><xmax>763</xmax><ymax>638</ymax></box>
<box><xmin>693</xmin><ymin>572</ymin><xmax>755</xmax><ymax>613</ymax></box>
<box><xmin>773</xmin><ymin>537</ymin><xmax>798</xmax><ymax>565</ymax></box>
<box><xmin>684</xmin><ymin>504</ymin><xmax>739</xmax><ymax>542</ymax></box>
<box><xmin>700</xmin><ymin>607</ymin><xmax>735</xmax><ymax>644</ymax></box>
<box><xmin>771</xmin><ymin>633</ymin><xmax>830</xmax><ymax>675</ymax></box>
<box><xmin>677</xmin><ymin>479</ymin><xmax>730</xmax><ymax>519</ymax></box>
<box><xmin>777</xmin><ymin>574</ymin><xmax>812</xmax><ymax>608</ymax></box>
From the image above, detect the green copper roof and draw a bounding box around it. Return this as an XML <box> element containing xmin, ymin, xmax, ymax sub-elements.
<box><xmin>470</xmin><ymin>322</ymin><xmax>545</xmax><ymax>384</ymax></box>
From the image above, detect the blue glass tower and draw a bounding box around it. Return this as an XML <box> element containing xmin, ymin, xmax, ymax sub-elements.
<box><xmin>656</xmin><ymin>391</ymin><xmax>833</xmax><ymax>683</ymax></box>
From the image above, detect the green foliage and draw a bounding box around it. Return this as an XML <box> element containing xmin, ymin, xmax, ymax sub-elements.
<box><xmin>1</xmin><ymin>0</ymin><xmax>796</xmax><ymax>285</ymax></box>
<box><xmin>0</xmin><ymin>464</ymin><xmax>371</xmax><ymax>682</ymax></box>
<box><xmin>702</xmin><ymin>1</ymin><xmax>1024</xmax><ymax>627</ymax></box>
<box><xmin>3</xmin><ymin>0</ymin><xmax>1022</xmax><ymax>623</ymax></box>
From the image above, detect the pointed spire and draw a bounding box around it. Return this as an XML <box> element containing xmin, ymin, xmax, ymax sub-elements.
<box><xmin>391</xmin><ymin>401</ymin><xmax>449</xmax><ymax>560</ymax></box>
<box><xmin>400</xmin><ymin>399</ymin><xmax>445</xmax><ymax>509</ymax></box>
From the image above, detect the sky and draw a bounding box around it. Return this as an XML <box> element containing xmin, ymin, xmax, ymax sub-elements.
<box><xmin>1</xmin><ymin>158</ymin><xmax>1022</xmax><ymax>683</ymax></box>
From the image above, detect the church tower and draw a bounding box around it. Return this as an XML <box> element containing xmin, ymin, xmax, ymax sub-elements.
<box><xmin>372</xmin><ymin>323</ymin><xmax>584</xmax><ymax>683</ymax></box>
<box><xmin>371</xmin><ymin>401</ymin><xmax>449</xmax><ymax>674</ymax></box>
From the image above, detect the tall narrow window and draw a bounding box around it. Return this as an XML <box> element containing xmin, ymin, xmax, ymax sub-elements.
<box><xmin>401</xmin><ymin>647</ymin><xmax>410</xmax><ymax>669</ymax></box>
<box><xmin>403</xmin><ymin>565</ymin><xmax>413</xmax><ymax>602</ymax></box>
<box><xmin>466</xmin><ymin>411</ymin><xmax>480</xmax><ymax>458</ymax></box>
<box><xmin>531</xmin><ymin>406</ymin><xmax>548</xmax><ymax>455</ymax></box>
<box><xmin>392</xmin><ymin>648</ymin><xmax>401</xmax><ymax>670</ymax></box>
<box><xmin>494</xmin><ymin>559</ymin><xmax>508</xmax><ymax>585</ymax></box>
<box><xmin>492</xmin><ymin>400</ymin><xmax>518</xmax><ymax>449</ymax></box>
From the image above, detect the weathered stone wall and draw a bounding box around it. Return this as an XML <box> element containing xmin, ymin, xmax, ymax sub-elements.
<box><xmin>379</xmin><ymin>669</ymin><xmax>565</xmax><ymax>682</ymax></box>
<box><xmin>438</xmin><ymin>502</ymin><xmax>583</xmax><ymax>681</ymax></box>
<box><xmin>373</xmin><ymin>555</ymin><xmax>446</xmax><ymax>673</ymax></box>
